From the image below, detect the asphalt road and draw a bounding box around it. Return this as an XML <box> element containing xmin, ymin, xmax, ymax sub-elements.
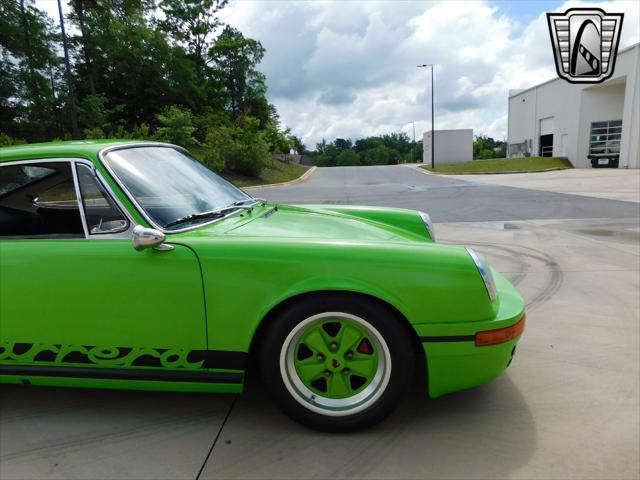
<box><xmin>2</xmin><ymin>165</ymin><xmax>639</xmax><ymax>480</ymax></box>
<box><xmin>248</xmin><ymin>165</ymin><xmax>640</xmax><ymax>222</ymax></box>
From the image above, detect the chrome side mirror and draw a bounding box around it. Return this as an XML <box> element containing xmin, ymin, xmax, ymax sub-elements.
<box><xmin>132</xmin><ymin>225</ymin><xmax>173</xmax><ymax>251</ymax></box>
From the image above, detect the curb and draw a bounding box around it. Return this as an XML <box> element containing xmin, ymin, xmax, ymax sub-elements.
<box><xmin>411</xmin><ymin>165</ymin><xmax>573</xmax><ymax>176</ymax></box>
<box><xmin>244</xmin><ymin>166</ymin><xmax>317</xmax><ymax>190</ymax></box>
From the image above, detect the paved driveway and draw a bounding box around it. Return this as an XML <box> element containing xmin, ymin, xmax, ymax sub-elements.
<box><xmin>248</xmin><ymin>165</ymin><xmax>640</xmax><ymax>222</ymax></box>
<box><xmin>2</xmin><ymin>166</ymin><xmax>639</xmax><ymax>480</ymax></box>
<box><xmin>444</xmin><ymin>168</ymin><xmax>640</xmax><ymax>204</ymax></box>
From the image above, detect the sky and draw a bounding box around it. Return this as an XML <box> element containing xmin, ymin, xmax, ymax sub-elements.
<box><xmin>37</xmin><ymin>0</ymin><xmax>640</xmax><ymax>148</ymax></box>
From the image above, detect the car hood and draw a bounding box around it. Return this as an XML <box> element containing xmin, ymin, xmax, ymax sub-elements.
<box><xmin>212</xmin><ymin>204</ymin><xmax>428</xmax><ymax>243</ymax></box>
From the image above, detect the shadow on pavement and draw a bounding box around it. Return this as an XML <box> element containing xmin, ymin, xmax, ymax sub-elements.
<box><xmin>199</xmin><ymin>374</ymin><xmax>537</xmax><ymax>479</ymax></box>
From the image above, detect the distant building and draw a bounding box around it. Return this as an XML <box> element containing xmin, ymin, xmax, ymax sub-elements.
<box><xmin>507</xmin><ymin>43</ymin><xmax>639</xmax><ymax>168</ymax></box>
<box><xmin>422</xmin><ymin>129</ymin><xmax>473</xmax><ymax>164</ymax></box>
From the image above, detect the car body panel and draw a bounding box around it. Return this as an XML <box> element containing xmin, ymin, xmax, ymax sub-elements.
<box><xmin>416</xmin><ymin>270</ymin><xmax>525</xmax><ymax>397</ymax></box>
<box><xmin>173</xmin><ymin>229</ymin><xmax>496</xmax><ymax>353</ymax></box>
<box><xmin>0</xmin><ymin>141</ymin><xmax>525</xmax><ymax>398</ymax></box>
<box><xmin>0</xmin><ymin>239</ymin><xmax>205</xmax><ymax>348</ymax></box>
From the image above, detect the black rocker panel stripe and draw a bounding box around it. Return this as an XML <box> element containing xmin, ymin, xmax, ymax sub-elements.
<box><xmin>0</xmin><ymin>342</ymin><xmax>248</xmax><ymax>371</ymax></box>
<box><xmin>191</xmin><ymin>350</ymin><xmax>247</xmax><ymax>370</ymax></box>
<box><xmin>0</xmin><ymin>365</ymin><xmax>243</xmax><ymax>384</ymax></box>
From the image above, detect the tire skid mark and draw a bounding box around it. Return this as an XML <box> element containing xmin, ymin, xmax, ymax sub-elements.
<box><xmin>465</xmin><ymin>241</ymin><xmax>563</xmax><ymax>311</ymax></box>
<box><xmin>471</xmin><ymin>248</ymin><xmax>529</xmax><ymax>287</ymax></box>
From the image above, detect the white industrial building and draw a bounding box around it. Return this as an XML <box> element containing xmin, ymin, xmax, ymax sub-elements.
<box><xmin>422</xmin><ymin>129</ymin><xmax>473</xmax><ymax>164</ymax></box>
<box><xmin>507</xmin><ymin>43</ymin><xmax>639</xmax><ymax>168</ymax></box>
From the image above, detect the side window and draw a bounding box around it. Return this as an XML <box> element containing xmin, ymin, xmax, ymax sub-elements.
<box><xmin>0</xmin><ymin>162</ymin><xmax>84</xmax><ymax>238</ymax></box>
<box><xmin>76</xmin><ymin>164</ymin><xmax>128</xmax><ymax>235</ymax></box>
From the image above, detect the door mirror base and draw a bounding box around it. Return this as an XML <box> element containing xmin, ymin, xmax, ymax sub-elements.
<box><xmin>132</xmin><ymin>225</ymin><xmax>173</xmax><ymax>251</ymax></box>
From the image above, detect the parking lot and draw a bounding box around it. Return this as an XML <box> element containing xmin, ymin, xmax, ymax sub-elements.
<box><xmin>1</xmin><ymin>165</ymin><xmax>639</xmax><ymax>479</ymax></box>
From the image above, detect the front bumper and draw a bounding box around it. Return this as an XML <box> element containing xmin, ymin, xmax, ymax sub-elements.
<box><xmin>414</xmin><ymin>270</ymin><xmax>525</xmax><ymax>398</ymax></box>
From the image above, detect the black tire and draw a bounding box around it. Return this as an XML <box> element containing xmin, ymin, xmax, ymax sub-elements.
<box><xmin>258</xmin><ymin>293</ymin><xmax>415</xmax><ymax>432</ymax></box>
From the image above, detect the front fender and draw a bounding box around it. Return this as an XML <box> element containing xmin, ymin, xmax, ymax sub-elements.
<box><xmin>179</xmin><ymin>237</ymin><xmax>493</xmax><ymax>353</ymax></box>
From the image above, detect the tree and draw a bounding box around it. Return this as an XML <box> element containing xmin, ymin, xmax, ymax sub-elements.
<box><xmin>310</xmin><ymin>132</ymin><xmax>424</xmax><ymax>167</ymax></box>
<box><xmin>78</xmin><ymin>93</ymin><xmax>124</xmax><ymax>137</ymax></box>
<box><xmin>158</xmin><ymin>0</ymin><xmax>228</xmax><ymax>79</ymax></box>
<box><xmin>1</xmin><ymin>0</ymin><xmax>62</xmax><ymax>141</ymax></box>
<box><xmin>1</xmin><ymin>0</ymin><xmax>295</xmax><ymax>182</ymax></box>
<box><xmin>209</xmin><ymin>26</ymin><xmax>266</xmax><ymax>119</ymax></box>
<box><xmin>334</xmin><ymin>138</ymin><xmax>352</xmax><ymax>151</ymax></box>
<box><xmin>291</xmin><ymin>135</ymin><xmax>306</xmax><ymax>154</ymax></box>
<box><xmin>203</xmin><ymin>115</ymin><xmax>269</xmax><ymax>176</ymax></box>
<box><xmin>335</xmin><ymin>149</ymin><xmax>360</xmax><ymax>166</ymax></box>
<box><xmin>473</xmin><ymin>135</ymin><xmax>506</xmax><ymax>160</ymax></box>
<box><xmin>361</xmin><ymin>145</ymin><xmax>394</xmax><ymax>165</ymax></box>
<box><xmin>155</xmin><ymin>105</ymin><xmax>198</xmax><ymax>147</ymax></box>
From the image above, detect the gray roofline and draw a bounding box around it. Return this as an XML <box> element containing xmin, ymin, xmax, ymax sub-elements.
<box><xmin>508</xmin><ymin>42</ymin><xmax>639</xmax><ymax>98</ymax></box>
<box><xmin>423</xmin><ymin>129</ymin><xmax>473</xmax><ymax>133</ymax></box>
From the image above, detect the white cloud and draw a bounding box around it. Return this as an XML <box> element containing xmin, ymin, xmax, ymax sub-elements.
<box><xmin>36</xmin><ymin>0</ymin><xmax>640</xmax><ymax>147</ymax></box>
<box><xmin>227</xmin><ymin>0</ymin><xmax>639</xmax><ymax>147</ymax></box>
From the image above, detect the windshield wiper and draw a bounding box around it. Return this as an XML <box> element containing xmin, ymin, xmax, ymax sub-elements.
<box><xmin>233</xmin><ymin>198</ymin><xmax>266</xmax><ymax>207</ymax></box>
<box><xmin>163</xmin><ymin>199</ymin><xmax>266</xmax><ymax>229</ymax></box>
<box><xmin>164</xmin><ymin>207</ymin><xmax>238</xmax><ymax>229</ymax></box>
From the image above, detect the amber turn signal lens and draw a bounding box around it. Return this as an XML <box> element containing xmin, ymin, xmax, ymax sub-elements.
<box><xmin>475</xmin><ymin>315</ymin><xmax>526</xmax><ymax>347</ymax></box>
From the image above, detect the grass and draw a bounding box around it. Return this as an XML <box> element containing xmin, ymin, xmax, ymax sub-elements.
<box><xmin>420</xmin><ymin>157</ymin><xmax>574</xmax><ymax>174</ymax></box>
<box><xmin>189</xmin><ymin>148</ymin><xmax>312</xmax><ymax>187</ymax></box>
<box><xmin>221</xmin><ymin>158</ymin><xmax>311</xmax><ymax>187</ymax></box>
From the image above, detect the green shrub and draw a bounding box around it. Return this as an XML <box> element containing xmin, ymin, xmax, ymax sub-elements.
<box><xmin>203</xmin><ymin>116</ymin><xmax>269</xmax><ymax>176</ymax></box>
<box><xmin>155</xmin><ymin>105</ymin><xmax>198</xmax><ymax>148</ymax></box>
<box><xmin>84</xmin><ymin>127</ymin><xmax>105</xmax><ymax>139</ymax></box>
<box><xmin>312</xmin><ymin>154</ymin><xmax>333</xmax><ymax>167</ymax></box>
<box><xmin>335</xmin><ymin>149</ymin><xmax>361</xmax><ymax>166</ymax></box>
<box><xmin>0</xmin><ymin>133</ymin><xmax>26</xmax><ymax>147</ymax></box>
<box><xmin>361</xmin><ymin>145</ymin><xmax>393</xmax><ymax>165</ymax></box>
<box><xmin>203</xmin><ymin>125</ymin><xmax>233</xmax><ymax>173</ymax></box>
<box><xmin>129</xmin><ymin>123</ymin><xmax>152</xmax><ymax>140</ymax></box>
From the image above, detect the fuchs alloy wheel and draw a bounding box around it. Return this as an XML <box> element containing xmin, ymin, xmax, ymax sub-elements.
<box><xmin>281</xmin><ymin>312</ymin><xmax>391</xmax><ymax>416</ymax></box>
<box><xmin>259</xmin><ymin>295</ymin><xmax>415</xmax><ymax>432</ymax></box>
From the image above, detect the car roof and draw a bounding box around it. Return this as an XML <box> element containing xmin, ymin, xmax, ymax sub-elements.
<box><xmin>0</xmin><ymin>139</ymin><xmax>159</xmax><ymax>163</ymax></box>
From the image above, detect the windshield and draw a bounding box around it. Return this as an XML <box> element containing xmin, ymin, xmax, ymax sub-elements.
<box><xmin>103</xmin><ymin>146</ymin><xmax>250</xmax><ymax>230</ymax></box>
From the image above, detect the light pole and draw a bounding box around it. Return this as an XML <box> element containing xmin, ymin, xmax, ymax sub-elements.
<box><xmin>412</xmin><ymin>120</ymin><xmax>416</xmax><ymax>163</ymax></box>
<box><xmin>417</xmin><ymin>64</ymin><xmax>434</xmax><ymax>168</ymax></box>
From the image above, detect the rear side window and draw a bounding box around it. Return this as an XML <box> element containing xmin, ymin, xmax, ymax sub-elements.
<box><xmin>0</xmin><ymin>165</ymin><xmax>56</xmax><ymax>195</ymax></box>
<box><xmin>0</xmin><ymin>162</ymin><xmax>84</xmax><ymax>238</ymax></box>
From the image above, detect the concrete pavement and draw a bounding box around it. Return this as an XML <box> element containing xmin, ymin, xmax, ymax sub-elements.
<box><xmin>1</xmin><ymin>165</ymin><xmax>638</xmax><ymax>480</ymax></box>
<box><xmin>198</xmin><ymin>217</ymin><xmax>639</xmax><ymax>480</ymax></box>
<box><xmin>437</xmin><ymin>168</ymin><xmax>640</xmax><ymax>204</ymax></box>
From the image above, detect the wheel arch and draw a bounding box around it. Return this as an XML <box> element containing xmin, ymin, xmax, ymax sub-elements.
<box><xmin>247</xmin><ymin>290</ymin><xmax>427</xmax><ymax>384</ymax></box>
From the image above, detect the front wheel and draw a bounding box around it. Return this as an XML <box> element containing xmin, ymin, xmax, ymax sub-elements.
<box><xmin>259</xmin><ymin>295</ymin><xmax>415</xmax><ymax>432</ymax></box>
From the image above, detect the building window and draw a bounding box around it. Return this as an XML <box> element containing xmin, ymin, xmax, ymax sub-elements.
<box><xmin>590</xmin><ymin>120</ymin><xmax>622</xmax><ymax>155</ymax></box>
<box><xmin>508</xmin><ymin>142</ymin><xmax>527</xmax><ymax>157</ymax></box>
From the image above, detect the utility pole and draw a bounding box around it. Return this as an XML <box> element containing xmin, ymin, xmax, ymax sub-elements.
<box><xmin>412</xmin><ymin>120</ymin><xmax>416</xmax><ymax>163</ymax></box>
<box><xmin>57</xmin><ymin>0</ymin><xmax>80</xmax><ymax>139</ymax></box>
<box><xmin>417</xmin><ymin>64</ymin><xmax>435</xmax><ymax>168</ymax></box>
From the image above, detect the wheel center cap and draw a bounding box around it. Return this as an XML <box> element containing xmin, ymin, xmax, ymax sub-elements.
<box><xmin>331</xmin><ymin>358</ymin><xmax>341</xmax><ymax>369</ymax></box>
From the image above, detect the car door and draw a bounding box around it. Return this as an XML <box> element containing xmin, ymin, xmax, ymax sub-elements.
<box><xmin>0</xmin><ymin>159</ymin><xmax>208</xmax><ymax>377</ymax></box>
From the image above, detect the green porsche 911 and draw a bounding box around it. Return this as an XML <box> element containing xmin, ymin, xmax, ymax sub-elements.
<box><xmin>0</xmin><ymin>141</ymin><xmax>525</xmax><ymax>431</ymax></box>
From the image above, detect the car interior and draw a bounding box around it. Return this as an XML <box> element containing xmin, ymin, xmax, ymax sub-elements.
<box><xmin>0</xmin><ymin>162</ymin><xmax>85</xmax><ymax>238</ymax></box>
